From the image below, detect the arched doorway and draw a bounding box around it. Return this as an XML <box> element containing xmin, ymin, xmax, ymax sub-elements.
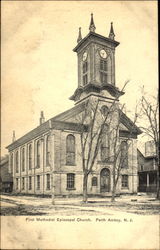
<box><xmin>100</xmin><ymin>168</ymin><xmax>110</xmax><ymax>192</ymax></box>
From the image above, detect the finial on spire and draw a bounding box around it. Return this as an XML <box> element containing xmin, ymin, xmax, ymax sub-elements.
<box><xmin>89</xmin><ymin>13</ymin><xmax>96</xmax><ymax>32</ymax></box>
<box><xmin>77</xmin><ymin>27</ymin><xmax>82</xmax><ymax>43</ymax></box>
<box><xmin>109</xmin><ymin>22</ymin><xmax>115</xmax><ymax>40</ymax></box>
<box><xmin>12</xmin><ymin>130</ymin><xmax>16</xmax><ymax>142</ymax></box>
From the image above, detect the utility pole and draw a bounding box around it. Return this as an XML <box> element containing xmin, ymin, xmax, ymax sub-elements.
<box><xmin>49</xmin><ymin>120</ymin><xmax>55</xmax><ymax>205</ymax></box>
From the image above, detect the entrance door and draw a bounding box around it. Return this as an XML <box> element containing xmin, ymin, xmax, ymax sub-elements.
<box><xmin>100</xmin><ymin>168</ymin><xmax>110</xmax><ymax>192</ymax></box>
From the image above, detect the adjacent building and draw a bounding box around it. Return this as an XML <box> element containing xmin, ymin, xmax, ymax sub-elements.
<box><xmin>6</xmin><ymin>15</ymin><xmax>141</xmax><ymax>196</ymax></box>
<box><xmin>137</xmin><ymin>141</ymin><xmax>158</xmax><ymax>193</ymax></box>
<box><xmin>0</xmin><ymin>155</ymin><xmax>13</xmax><ymax>193</ymax></box>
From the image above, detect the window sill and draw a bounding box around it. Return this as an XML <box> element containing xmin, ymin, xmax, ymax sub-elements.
<box><xmin>121</xmin><ymin>187</ymin><xmax>129</xmax><ymax>189</ymax></box>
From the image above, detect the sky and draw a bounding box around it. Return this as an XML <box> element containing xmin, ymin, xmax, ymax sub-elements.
<box><xmin>1</xmin><ymin>1</ymin><xmax>158</xmax><ymax>156</ymax></box>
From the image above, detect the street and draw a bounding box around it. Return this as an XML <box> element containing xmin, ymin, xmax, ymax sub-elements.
<box><xmin>1</xmin><ymin>193</ymin><xmax>159</xmax><ymax>216</ymax></box>
<box><xmin>1</xmin><ymin>193</ymin><xmax>159</xmax><ymax>250</ymax></box>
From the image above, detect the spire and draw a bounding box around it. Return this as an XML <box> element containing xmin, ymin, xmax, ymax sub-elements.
<box><xmin>40</xmin><ymin>111</ymin><xmax>45</xmax><ymax>125</ymax></box>
<box><xmin>89</xmin><ymin>13</ymin><xmax>96</xmax><ymax>32</ymax></box>
<box><xmin>12</xmin><ymin>130</ymin><xmax>16</xmax><ymax>142</ymax></box>
<box><xmin>77</xmin><ymin>27</ymin><xmax>82</xmax><ymax>43</ymax></box>
<box><xmin>109</xmin><ymin>22</ymin><xmax>115</xmax><ymax>40</ymax></box>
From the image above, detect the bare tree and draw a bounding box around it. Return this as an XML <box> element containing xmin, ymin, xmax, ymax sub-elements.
<box><xmin>139</xmin><ymin>90</ymin><xmax>159</xmax><ymax>198</ymax></box>
<box><xmin>76</xmin><ymin>81</ymin><xmax>139</xmax><ymax>202</ymax></box>
<box><xmin>109</xmin><ymin>107</ymin><xmax>138</xmax><ymax>201</ymax></box>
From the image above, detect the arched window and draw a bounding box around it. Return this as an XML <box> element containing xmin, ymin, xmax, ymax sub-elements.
<box><xmin>100</xmin><ymin>59</ymin><xmax>107</xmax><ymax>84</ymax></box>
<box><xmin>10</xmin><ymin>153</ymin><xmax>13</xmax><ymax>173</ymax></box>
<box><xmin>92</xmin><ymin>177</ymin><xmax>98</xmax><ymax>186</ymax></box>
<box><xmin>28</xmin><ymin>144</ymin><xmax>32</xmax><ymax>170</ymax></box>
<box><xmin>22</xmin><ymin>147</ymin><xmax>25</xmax><ymax>172</ymax></box>
<box><xmin>46</xmin><ymin>135</ymin><xmax>51</xmax><ymax>166</ymax></box>
<box><xmin>121</xmin><ymin>141</ymin><xmax>128</xmax><ymax>168</ymax></box>
<box><xmin>100</xmin><ymin>56</ymin><xmax>112</xmax><ymax>84</ymax></box>
<box><xmin>37</xmin><ymin>140</ymin><xmax>41</xmax><ymax>168</ymax></box>
<box><xmin>66</xmin><ymin>134</ymin><xmax>75</xmax><ymax>165</ymax></box>
<box><xmin>101</xmin><ymin>105</ymin><xmax>109</xmax><ymax>117</ymax></box>
<box><xmin>15</xmin><ymin>151</ymin><xmax>19</xmax><ymax>173</ymax></box>
<box><xmin>83</xmin><ymin>60</ymin><xmax>88</xmax><ymax>85</ymax></box>
<box><xmin>101</xmin><ymin>124</ymin><xmax>110</xmax><ymax>161</ymax></box>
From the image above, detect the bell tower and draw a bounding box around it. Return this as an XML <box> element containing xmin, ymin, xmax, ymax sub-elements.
<box><xmin>70</xmin><ymin>14</ymin><xmax>124</xmax><ymax>104</ymax></box>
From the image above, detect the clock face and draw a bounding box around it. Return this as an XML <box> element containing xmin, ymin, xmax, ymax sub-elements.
<box><xmin>82</xmin><ymin>51</ymin><xmax>88</xmax><ymax>61</ymax></box>
<box><xmin>100</xmin><ymin>49</ymin><xmax>107</xmax><ymax>59</ymax></box>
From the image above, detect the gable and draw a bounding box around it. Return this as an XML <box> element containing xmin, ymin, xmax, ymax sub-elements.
<box><xmin>119</xmin><ymin>123</ymin><xmax>129</xmax><ymax>131</ymax></box>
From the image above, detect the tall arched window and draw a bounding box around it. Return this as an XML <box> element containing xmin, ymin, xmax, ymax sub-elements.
<box><xmin>66</xmin><ymin>134</ymin><xmax>75</xmax><ymax>165</ymax></box>
<box><xmin>15</xmin><ymin>151</ymin><xmax>19</xmax><ymax>173</ymax></box>
<box><xmin>100</xmin><ymin>59</ymin><xmax>107</xmax><ymax>84</ymax></box>
<box><xmin>10</xmin><ymin>153</ymin><xmax>13</xmax><ymax>173</ymax></box>
<box><xmin>100</xmin><ymin>56</ymin><xmax>112</xmax><ymax>84</ymax></box>
<box><xmin>28</xmin><ymin>144</ymin><xmax>32</xmax><ymax>170</ymax></box>
<box><xmin>121</xmin><ymin>141</ymin><xmax>128</xmax><ymax>168</ymax></box>
<box><xmin>46</xmin><ymin>135</ymin><xmax>51</xmax><ymax>166</ymax></box>
<box><xmin>37</xmin><ymin>140</ymin><xmax>41</xmax><ymax>168</ymax></box>
<box><xmin>101</xmin><ymin>124</ymin><xmax>110</xmax><ymax>161</ymax></box>
<box><xmin>22</xmin><ymin>147</ymin><xmax>25</xmax><ymax>172</ymax></box>
<box><xmin>83</xmin><ymin>60</ymin><xmax>88</xmax><ymax>85</ymax></box>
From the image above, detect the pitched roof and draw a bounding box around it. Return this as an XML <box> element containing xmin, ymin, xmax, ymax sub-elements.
<box><xmin>6</xmin><ymin>102</ymin><xmax>142</xmax><ymax>151</ymax></box>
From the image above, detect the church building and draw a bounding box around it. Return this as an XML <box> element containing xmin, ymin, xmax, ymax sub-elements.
<box><xmin>6</xmin><ymin>15</ymin><xmax>141</xmax><ymax>196</ymax></box>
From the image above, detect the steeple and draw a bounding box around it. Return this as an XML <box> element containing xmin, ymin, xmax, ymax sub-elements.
<box><xmin>77</xmin><ymin>27</ymin><xmax>82</xmax><ymax>43</ymax></box>
<box><xmin>12</xmin><ymin>130</ymin><xmax>16</xmax><ymax>142</ymax></box>
<box><xmin>109</xmin><ymin>22</ymin><xmax>115</xmax><ymax>40</ymax></box>
<box><xmin>89</xmin><ymin>13</ymin><xmax>96</xmax><ymax>32</ymax></box>
<box><xmin>71</xmin><ymin>17</ymin><xmax>122</xmax><ymax>104</ymax></box>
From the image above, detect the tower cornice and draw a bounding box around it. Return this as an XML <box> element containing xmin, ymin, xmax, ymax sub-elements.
<box><xmin>73</xmin><ymin>32</ymin><xmax>119</xmax><ymax>52</ymax></box>
<box><xmin>69</xmin><ymin>83</ymin><xmax>124</xmax><ymax>102</ymax></box>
